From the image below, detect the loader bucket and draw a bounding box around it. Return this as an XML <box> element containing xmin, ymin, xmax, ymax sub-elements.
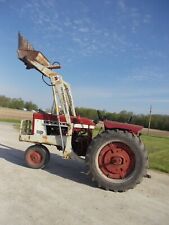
<box><xmin>17</xmin><ymin>33</ymin><xmax>51</xmax><ymax>69</ymax></box>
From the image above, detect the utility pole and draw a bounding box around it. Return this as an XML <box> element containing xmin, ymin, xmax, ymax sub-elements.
<box><xmin>147</xmin><ymin>105</ymin><xmax>152</xmax><ymax>135</ymax></box>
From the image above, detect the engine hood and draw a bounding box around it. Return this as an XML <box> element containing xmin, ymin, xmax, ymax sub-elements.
<box><xmin>104</xmin><ymin>120</ymin><xmax>143</xmax><ymax>135</ymax></box>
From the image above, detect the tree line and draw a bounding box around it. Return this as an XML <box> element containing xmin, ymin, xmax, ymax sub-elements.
<box><xmin>0</xmin><ymin>95</ymin><xmax>38</xmax><ymax>111</ymax></box>
<box><xmin>76</xmin><ymin>107</ymin><xmax>169</xmax><ymax>131</ymax></box>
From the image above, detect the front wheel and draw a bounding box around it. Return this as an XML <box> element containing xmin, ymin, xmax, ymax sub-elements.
<box><xmin>86</xmin><ymin>130</ymin><xmax>148</xmax><ymax>192</ymax></box>
<box><xmin>25</xmin><ymin>144</ymin><xmax>50</xmax><ymax>169</ymax></box>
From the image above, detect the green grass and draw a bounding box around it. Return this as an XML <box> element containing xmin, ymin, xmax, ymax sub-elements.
<box><xmin>0</xmin><ymin>118</ymin><xmax>21</xmax><ymax>123</ymax></box>
<box><xmin>141</xmin><ymin>135</ymin><xmax>169</xmax><ymax>173</ymax></box>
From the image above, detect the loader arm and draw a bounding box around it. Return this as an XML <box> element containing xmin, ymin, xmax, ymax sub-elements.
<box><xmin>17</xmin><ymin>33</ymin><xmax>76</xmax><ymax>158</ymax></box>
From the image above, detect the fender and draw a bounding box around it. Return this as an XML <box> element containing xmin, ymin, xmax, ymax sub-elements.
<box><xmin>104</xmin><ymin>120</ymin><xmax>143</xmax><ymax>135</ymax></box>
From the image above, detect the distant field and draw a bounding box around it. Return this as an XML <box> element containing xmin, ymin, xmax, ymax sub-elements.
<box><xmin>0</xmin><ymin>107</ymin><xmax>33</xmax><ymax>121</ymax></box>
<box><xmin>142</xmin><ymin>128</ymin><xmax>169</xmax><ymax>138</ymax></box>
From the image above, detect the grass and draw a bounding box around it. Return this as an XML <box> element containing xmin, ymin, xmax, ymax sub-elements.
<box><xmin>141</xmin><ymin>135</ymin><xmax>169</xmax><ymax>173</ymax></box>
<box><xmin>0</xmin><ymin>118</ymin><xmax>21</xmax><ymax>124</ymax></box>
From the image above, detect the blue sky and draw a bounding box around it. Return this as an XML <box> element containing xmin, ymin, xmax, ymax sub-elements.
<box><xmin>0</xmin><ymin>0</ymin><xmax>169</xmax><ymax>114</ymax></box>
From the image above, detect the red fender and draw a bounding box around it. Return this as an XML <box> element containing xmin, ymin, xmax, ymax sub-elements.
<box><xmin>104</xmin><ymin>120</ymin><xmax>143</xmax><ymax>135</ymax></box>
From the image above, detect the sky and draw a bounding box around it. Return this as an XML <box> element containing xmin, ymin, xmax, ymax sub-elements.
<box><xmin>0</xmin><ymin>0</ymin><xmax>169</xmax><ymax>115</ymax></box>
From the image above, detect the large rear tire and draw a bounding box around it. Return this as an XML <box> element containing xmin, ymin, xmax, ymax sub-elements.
<box><xmin>86</xmin><ymin>130</ymin><xmax>148</xmax><ymax>192</ymax></box>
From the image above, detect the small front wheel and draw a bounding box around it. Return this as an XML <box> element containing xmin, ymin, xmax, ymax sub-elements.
<box><xmin>25</xmin><ymin>145</ymin><xmax>50</xmax><ymax>169</ymax></box>
<box><xmin>40</xmin><ymin>145</ymin><xmax>50</xmax><ymax>165</ymax></box>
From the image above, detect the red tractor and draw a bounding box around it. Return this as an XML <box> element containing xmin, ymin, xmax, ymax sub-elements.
<box><xmin>18</xmin><ymin>33</ymin><xmax>148</xmax><ymax>192</ymax></box>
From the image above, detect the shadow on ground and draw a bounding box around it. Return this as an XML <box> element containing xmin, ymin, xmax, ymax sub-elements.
<box><xmin>0</xmin><ymin>143</ymin><xmax>25</xmax><ymax>167</ymax></box>
<box><xmin>0</xmin><ymin>143</ymin><xmax>95</xmax><ymax>188</ymax></box>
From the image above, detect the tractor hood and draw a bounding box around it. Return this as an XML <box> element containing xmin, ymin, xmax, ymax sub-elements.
<box><xmin>104</xmin><ymin>120</ymin><xmax>143</xmax><ymax>135</ymax></box>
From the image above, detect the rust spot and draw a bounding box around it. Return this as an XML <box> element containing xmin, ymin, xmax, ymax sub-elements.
<box><xmin>42</xmin><ymin>135</ymin><xmax>49</xmax><ymax>144</ymax></box>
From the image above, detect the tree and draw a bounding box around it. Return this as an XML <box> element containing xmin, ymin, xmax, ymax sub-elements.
<box><xmin>9</xmin><ymin>98</ymin><xmax>24</xmax><ymax>110</ymax></box>
<box><xmin>0</xmin><ymin>95</ymin><xmax>11</xmax><ymax>107</ymax></box>
<box><xmin>0</xmin><ymin>95</ymin><xmax>38</xmax><ymax>111</ymax></box>
<box><xmin>24</xmin><ymin>101</ymin><xmax>38</xmax><ymax>111</ymax></box>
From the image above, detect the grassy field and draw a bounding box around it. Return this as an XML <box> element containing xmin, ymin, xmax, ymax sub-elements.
<box><xmin>0</xmin><ymin>118</ymin><xmax>21</xmax><ymax>123</ymax></box>
<box><xmin>141</xmin><ymin>135</ymin><xmax>169</xmax><ymax>173</ymax></box>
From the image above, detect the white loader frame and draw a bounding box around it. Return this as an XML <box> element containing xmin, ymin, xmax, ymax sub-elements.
<box><xmin>18</xmin><ymin>33</ymin><xmax>77</xmax><ymax>158</ymax></box>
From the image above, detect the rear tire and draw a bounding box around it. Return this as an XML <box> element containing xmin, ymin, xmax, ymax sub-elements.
<box><xmin>86</xmin><ymin>130</ymin><xmax>148</xmax><ymax>192</ymax></box>
<box><xmin>25</xmin><ymin>144</ymin><xmax>50</xmax><ymax>169</ymax></box>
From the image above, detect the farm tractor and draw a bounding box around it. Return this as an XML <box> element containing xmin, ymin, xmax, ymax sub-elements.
<box><xmin>17</xmin><ymin>33</ymin><xmax>148</xmax><ymax>192</ymax></box>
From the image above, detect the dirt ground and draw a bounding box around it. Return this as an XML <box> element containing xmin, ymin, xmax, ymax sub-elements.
<box><xmin>0</xmin><ymin>107</ymin><xmax>33</xmax><ymax>120</ymax></box>
<box><xmin>142</xmin><ymin>128</ymin><xmax>169</xmax><ymax>137</ymax></box>
<box><xmin>0</xmin><ymin>122</ymin><xmax>169</xmax><ymax>225</ymax></box>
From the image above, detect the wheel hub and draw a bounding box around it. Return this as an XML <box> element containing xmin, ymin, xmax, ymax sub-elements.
<box><xmin>30</xmin><ymin>151</ymin><xmax>42</xmax><ymax>164</ymax></box>
<box><xmin>111</xmin><ymin>156</ymin><xmax>123</xmax><ymax>165</ymax></box>
<box><xmin>98</xmin><ymin>142</ymin><xmax>135</xmax><ymax>179</ymax></box>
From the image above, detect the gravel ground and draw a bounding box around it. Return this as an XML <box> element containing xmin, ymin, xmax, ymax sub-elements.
<box><xmin>0</xmin><ymin>122</ymin><xmax>169</xmax><ymax>225</ymax></box>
